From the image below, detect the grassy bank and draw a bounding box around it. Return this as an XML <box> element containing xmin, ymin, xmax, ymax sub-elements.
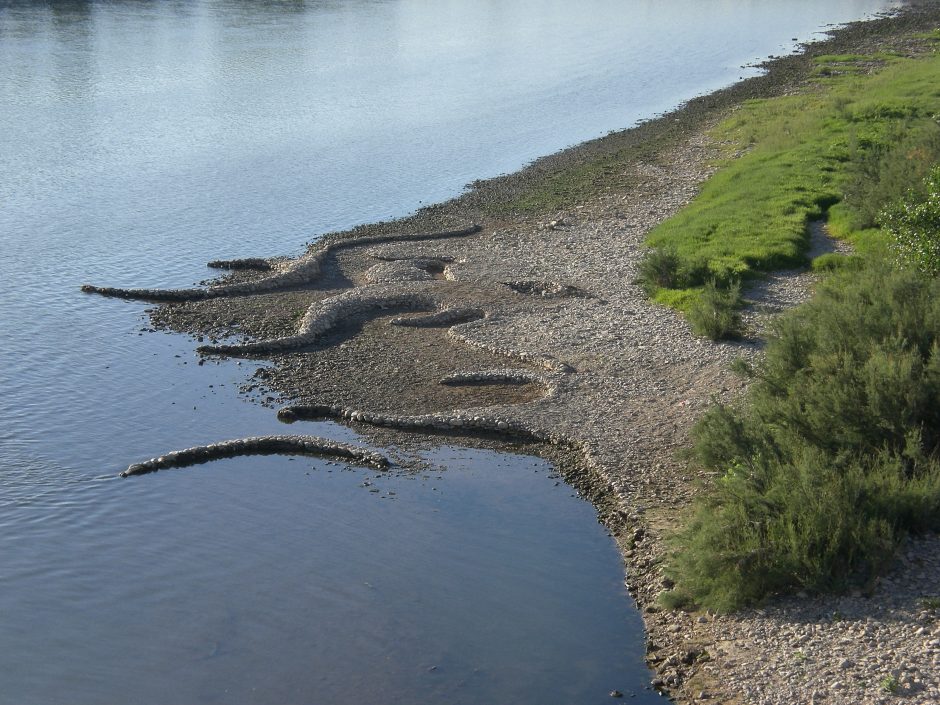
<box><xmin>656</xmin><ymin>34</ymin><xmax>940</xmax><ymax>612</ymax></box>
<box><xmin>640</xmin><ymin>36</ymin><xmax>940</xmax><ymax>314</ymax></box>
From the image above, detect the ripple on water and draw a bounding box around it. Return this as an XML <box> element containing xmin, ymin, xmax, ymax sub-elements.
<box><xmin>0</xmin><ymin>447</ymin><xmax>662</xmax><ymax>704</ymax></box>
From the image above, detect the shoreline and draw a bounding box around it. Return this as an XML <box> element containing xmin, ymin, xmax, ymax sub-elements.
<box><xmin>93</xmin><ymin>4</ymin><xmax>940</xmax><ymax>703</ymax></box>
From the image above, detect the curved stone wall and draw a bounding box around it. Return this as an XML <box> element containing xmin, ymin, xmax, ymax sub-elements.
<box><xmin>82</xmin><ymin>224</ymin><xmax>481</xmax><ymax>301</ymax></box>
<box><xmin>198</xmin><ymin>285</ymin><xmax>439</xmax><ymax>356</ymax></box>
<box><xmin>121</xmin><ymin>435</ymin><xmax>389</xmax><ymax>476</ymax></box>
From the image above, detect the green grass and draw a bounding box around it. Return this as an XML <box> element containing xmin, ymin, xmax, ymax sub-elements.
<box><xmin>810</xmin><ymin>252</ymin><xmax>862</xmax><ymax>273</ymax></box>
<box><xmin>812</xmin><ymin>54</ymin><xmax>874</xmax><ymax>77</ymax></box>
<box><xmin>644</xmin><ymin>47</ymin><xmax>940</xmax><ymax>310</ymax></box>
<box><xmin>814</xmin><ymin>53</ymin><xmax>870</xmax><ymax>63</ymax></box>
<box><xmin>652</xmin><ymin>287</ymin><xmax>701</xmax><ymax>312</ymax></box>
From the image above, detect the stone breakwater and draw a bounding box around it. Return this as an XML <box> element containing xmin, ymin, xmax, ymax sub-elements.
<box><xmin>445</xmin><ymin>321</ymin><xmax>576</xmax><ymax>373</ymax></box>
<box><xmin>277</xmin><ymin>402</ymin><xmax>548</xmax><ymax>439</ymax></box>
<box><xmin>80</xmin><ymin>224</ymin><xmax>481</xmax><ymax>301</ymax></box>
<box><xmin>274</xmin><ymin>403</ymin><xmax>621</xmax><ymax>508</ymax></box>
<box><xmin>364</xmin><ymin>257</ymin><xmax>455</xmax><ymax>283</ymax></box>
<box><xmin>439</xmin><ymin>369</ymin><xmax>545</xmax><ymax>386</ymax></box>
<box><xmin>389</xmin><ymin>307</ymin><xmax>484</xmax><ymax>328</ymax></box>
<box><xmin>196</xmin><ymin>284</ymin><xmax>439</xmax><ymax>356</ymax></box>
<box><xmin>121</xmin><ymin>435</ymin><xmax>389</xmax><ymax>477</ymax></box>
<box><xmin>207</xmin><ymin>257</ymin><xmax>272</xmax><ymax>271</ymax></box>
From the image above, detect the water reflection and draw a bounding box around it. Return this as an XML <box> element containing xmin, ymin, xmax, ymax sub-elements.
<box><xmin>0</xmin><ymin>447</ymin><xmax>662</xmax><ymax>704</ymax></box>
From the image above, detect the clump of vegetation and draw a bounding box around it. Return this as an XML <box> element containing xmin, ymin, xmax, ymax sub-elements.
<box><xmin>644</xmin><ymin>48</ymin><xmax>940</xmax><ymax>321</ymax></box>
<box><xmin>880</xmin><ymin>675</ymin><xmax>900</xmax><ymax>694</ymax></box>
<box><xmin>881</xmin><ymin>165</ymin><xmax>940</xmax><ymax>276</ymax></box>
<box><xmin>842</xmin><ymin>121</ymin><xmax>940</xmax><ymax>229</ymax></box>
<box><xmin>637</xmin><ymin>245</ymin><xmax>682</xmax><ymax>293</ymax></box>
<box><xmin>810</xmin><ymin>252</ymin><xmax>863</xmax><ymax>272</ymax></box>
<box><xmin>687</xmin><ymin>280</ymin><xmax>742</xmax><ymax>340</ymax></box>
<box><xmin>812</xmin><ymin>54</ymin><xmax>873</xmax><ymax>78</ymax></box>
<box><xmin>653</xmin><ymin>22</ymin><xmax>940</xmax><ymax>617</ymax></box>
<box><xmin>663</xmin><ymin>265</ymin><xmax>940</xmax><ymax>612</ymax></box>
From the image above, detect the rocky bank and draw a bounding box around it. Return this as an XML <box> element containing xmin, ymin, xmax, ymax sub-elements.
<box><xmin>84</xmin><ymin>4</ymin><xmax>940</xmax><ymax>703</ymax></box>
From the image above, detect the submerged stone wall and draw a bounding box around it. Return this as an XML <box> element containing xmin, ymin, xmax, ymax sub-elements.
<box><xmin>121</xmin><ymin>435</ymin><xmax>390</xmax><ymax>476</ymax></box>
<box><xmin>81</xmin><ymin>224</ymin><xmax>481</xmax><ymax>301</ymax></box>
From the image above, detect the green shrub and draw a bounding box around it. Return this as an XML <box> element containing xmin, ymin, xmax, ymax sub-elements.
<box><xmin>666</xmin><ymin>448</ymin><xmax>940</xmax><ymax>612</ymax></box>
<box><xmin>843</xmin><ymin>122</ymin><xmax>940</xmax><ymax>229</ymax></box>
<box><xmin>637</xmin><ymin>246</ymin><xmax>682</xmax><ymax>293</ymax></box>
<box><xmin>687</xmin><ymin>280</ymin><xmax>742</xmax><ymax>340</ymax></box>
<box><xmin>881</xmin><ymin>165</ymin><xmax>940</xmax><ymax>276</ymax></box>
<box><xmin>665</xmin><ymin>265</ymin><xmax>940</xmax><ymax>611</ymax></box>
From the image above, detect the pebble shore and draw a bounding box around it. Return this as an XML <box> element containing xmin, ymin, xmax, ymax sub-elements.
<box><xmin>87</xmin><ymin>5</ymin><xmax>940</xmax><ymax>703</ymax></box>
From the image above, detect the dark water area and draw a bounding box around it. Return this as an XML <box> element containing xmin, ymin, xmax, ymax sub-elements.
<box><xmin>2</xmin><ymin>444</ymin><xmax>658</xmax><ymax>704</ymax></box>
<box><xmin>0</xmin><ymin>0</ymin><xmax>898</xmax><ymax>702</ymax></box>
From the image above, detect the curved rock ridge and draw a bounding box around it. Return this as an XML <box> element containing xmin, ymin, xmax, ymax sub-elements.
<box><xmin>364</xmin><ymin>257</ymin><xmax>455</xmax><ymax>284</ymax></box>
<box><xmin>389</xmin><ymin>307</ymin><xmax>485</xmax><ymax>328</ymax></box>
<box><xmin>364</xmin><ymin>260</ymin><xmax>436</xmax><ymax>284</ymax></box>
<box><xmin>120</xmin><ymin>435</ymin><xmax>390</xmax><ymax>477</ymax></box>
<box><xmin>198</xmin><ymin>285</ymin><xmax>440</xmax><ymax>356</ymax></box>
<box><xmin>368</xmin><ymin>250</ymin><xmax>456</xmax><ymax>264</ymax></box>
<box><xmin>273</xmin><ymin>404</ymin><xmax>618</xmax><ymax>515</ymax></box>
<box><xmin>277</xmin><ymin>403</ymin><xmax>548</xmax><ymax>440</ymax></box>
<box><xmin>81</xmin><ymin>224</ymin><xmax>481</xmax><ymax>302</ymax></box>
<box><xmin>445</xmin><ymin>325</ymin><xmax>575</xmax><ymax>373</ymax></box>
<box><xmin>439</xmin><ymin>369</ymin><xmax>546</xmax><ymax>386</ymax></box>
<box><xmin>207</xmin><ymin>257</ymin><xmax>273</xmax><ymax>271</ymax></box>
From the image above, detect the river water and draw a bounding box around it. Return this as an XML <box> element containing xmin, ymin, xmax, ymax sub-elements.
<box><xmin>0</xmin><ymin>1</ymin><xmax>897</xmax><ymax>703</ymax></box>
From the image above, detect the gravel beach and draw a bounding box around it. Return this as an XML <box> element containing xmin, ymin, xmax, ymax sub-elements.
<box><xmin>88</xmin><ymin>4</ymin><xmax>940</xmax><ymax>702</ymax></box>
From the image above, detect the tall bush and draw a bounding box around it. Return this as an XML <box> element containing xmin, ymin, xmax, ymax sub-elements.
<box><xmin>687</xmin><ymin>280</ymin><xmax>742</xmax><ymax>340</ymax></box>
<box><xmin>843</xmin><ymin>122</ymin><xmax>940</xmax><ymax>229</ymax></box>
<box><xmin>664</xmin><ymin>265</ymin><xmax>940</xmax><ymax>611</ymax></box>
<box><xmin>881</xmin><ymin>165</ymin><xmax>940</xmax><ymax>276</ymax></box>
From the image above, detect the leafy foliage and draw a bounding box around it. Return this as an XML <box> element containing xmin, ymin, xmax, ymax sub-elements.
<box><xmin>881</xmin><ymin>166</ymin><xmax>940</xmax><ymax>276</ymax></box>
<box><xmin>843</xmin><ymin>121</ymin><xmax>940</xmax><ymax>229</ymax></box>
<box><xmin>687</xmin><ymin>280</ymin><xmax>742</xmax><ymax>340</ymax></box>
<box><xmin>664</xmin><ymin>266</ymin><xmax>940</xmax><ymax>612</ymax></box>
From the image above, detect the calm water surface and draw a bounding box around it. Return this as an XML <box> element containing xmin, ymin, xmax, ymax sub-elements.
<box><xmin>0</xmin><ymin>1</ymin><xmax>897</xmax><ymax>703</ymax></box>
